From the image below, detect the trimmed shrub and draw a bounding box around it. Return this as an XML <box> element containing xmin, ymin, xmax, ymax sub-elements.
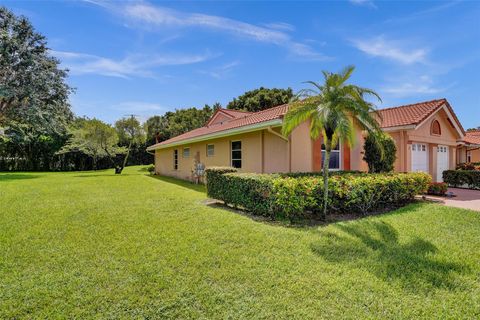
<box><xmin>443</xmin><ymin>170</ymin><xmax>480</xmax><ymax>189</ymax></box>
<box><xmin>206</xmin><ymin>167</ymin><xmax>431</xmax><ymax>219</ymax></box>
<box><xmin>427</xmin><ymin>182</ymin><xmax>448</xmax><ymax>196</ymax></box>
<box><xmin>280</xmin><ymin>171</ymin><xmax>362</xmax><ymax>178</ymax></box>
<box><xmin>147</xmin><ymin>165</ymin><xmax>155</xmax><ymax>174</ymax></box>
<box><xmin>205</xmin><ymin>167</ymin><xmax>239</xmax><ymax>201</ymax></box>
<box><xmin>328</xmin><ymin>172</ymin><xmax>431</xmax><ymax>214</ymax></box>
<box><xmin>363</xmin><ymin>133</ymin><xmax>397</xmax><ymax>173</ymax></box>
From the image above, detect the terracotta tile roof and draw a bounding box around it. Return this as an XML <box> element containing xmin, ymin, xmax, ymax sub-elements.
<box><xmin>378</xmin><ymin>98</ymin><xmax>448</xmax><ymax>128</ymax></box>
<box><xmin>464</xmin><ymin>130</ymin><xmax>480</xmax><ymax>145</ymax></box>
<box><xmin>147</xmin><ymin>98</ymin><xmax>465</xmax><ymax>150</ymax></box>
<box><xmin>221</xmin><ymin>108</ymin><xmax>252</xmax><ymax>118</ymax></box>
<box><xmin>147</xmin><ymin>104</ymin><xmax>288</xmax><ymax>149</ymax></box>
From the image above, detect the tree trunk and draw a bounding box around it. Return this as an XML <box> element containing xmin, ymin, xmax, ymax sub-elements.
<box><xmin>116</xmin><ymin>140</ymin><xmax>132</xmax><ymax>174</ymax></box>
<box><xmin>321</xmin><ymin>141</ymin><xmax>332</xmax><ymax>221</ymax></box>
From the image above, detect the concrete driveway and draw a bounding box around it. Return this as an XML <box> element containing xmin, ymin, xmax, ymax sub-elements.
<box><xmin>426</xmin><ymin>188</ymin><xmax>480</xmax><ymax>211</ymax></box>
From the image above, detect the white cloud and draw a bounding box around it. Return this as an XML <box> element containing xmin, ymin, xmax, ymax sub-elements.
<box><xmin>382</xmin><ymin>75</ymin><xmax>448</xmax><ymax>98</ymax></box>
<box><xmin>199</xmin><ymin>61</ymin><xmax>240</xmax><ymax>79</ymax></box>
<box><xmin>88</xmin><ymin>1</ymin><xmax>329</xmax><ymax>61</ymax></box>
<box><xmin>352</xmin><ymin>36</ymin><xmax>428</xmax><ymax>64</ymax></box>
<box><xmin>262</xmin><ymin>22</ymin><xmax>295</xmax><ymax>32</ymax></box>
<box><xmin>349</xmin><ymin>0</ymin><xmax>377</xmax><ymax>9</ymax></box>
<box><xmin>52</xmin><ymin>50</ymin><xmax>214</xmax><ymax>78</ymax></box>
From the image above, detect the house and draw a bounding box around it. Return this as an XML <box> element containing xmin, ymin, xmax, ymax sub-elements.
<box><xmin>147</xmin><ymin>98</ymin><xmax>466</xmax><ymax>182</ymax></box>
<box><xmin>458</xmin><ymin>129</ymin><xmax>480</xmax><ymax>163</ymax></box>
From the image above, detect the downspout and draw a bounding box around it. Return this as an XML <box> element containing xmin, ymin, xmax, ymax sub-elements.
<box><xmin>267</xmin><ymin>126</ymin><xmax>289</xmax><ymax>141</ymax></box>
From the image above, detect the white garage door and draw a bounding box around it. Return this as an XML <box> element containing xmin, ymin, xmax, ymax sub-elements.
<box><xmin>436</xmin><ymin>145</ymin><xmax>449</xmax><ymax>182</ymax></box>
<box><xmin>412</xmin><ymin>143</ymin><xmax>428</xmax><ymax>173</ymax></box>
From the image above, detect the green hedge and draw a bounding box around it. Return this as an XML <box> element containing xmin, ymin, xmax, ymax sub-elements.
<box><xmin>443</xmin><ymin>170</ymin><xmax>480</xmax><ymax>189</ymax></box>
<box><xmin>206</xmin><ymin>168</ymin><xmax>431</xmax><ymax>219</ymax></box>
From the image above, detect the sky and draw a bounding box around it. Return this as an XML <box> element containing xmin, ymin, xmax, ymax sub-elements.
<box><xmin>2</xmin><ymin>0</ymin><xmax>479</xmax><ymax>128</ymax></box>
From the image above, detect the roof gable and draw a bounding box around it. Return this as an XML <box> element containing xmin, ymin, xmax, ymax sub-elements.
<box><xmin>378</xmin><ymin>98</ymin><xmax>465</xmax><ymax>136</ymax></box>
<box><xmin>206</xmin><ymin>108</ymin><xmax>252</xmax><ymax>126</ymax></box>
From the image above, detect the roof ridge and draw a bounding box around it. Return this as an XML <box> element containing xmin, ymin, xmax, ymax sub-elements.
<box><xmin>222</xmin><ymin>108</ymin><xmax>252</xmax><ymax>114</ymax></box>
<box><xmin>379</xmin><ymin>98</ymin><xmax>446</xmax><ymax>112</ymax></box>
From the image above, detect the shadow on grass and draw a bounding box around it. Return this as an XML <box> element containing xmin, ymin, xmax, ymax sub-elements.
<box><xmin>147</xmin><ymin>174</ymin><xmax>205</xmax><ymax>193</ymax></box>
<box><xmin>0</xmin><ymin>174</ymin><xmax>41</xmax><ymax>181</ymax></box>
<box><xmin>310</xmin><ymin>220</ymin><xmax>469</xmax><ymax>292</ymax></box>
<box><xmin>73</xmin><ymin>174</ymin><xmax>132</xmax><ymax>178</ymax></box>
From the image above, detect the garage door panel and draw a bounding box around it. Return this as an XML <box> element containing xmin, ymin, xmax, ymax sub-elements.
<box><xmin>436</xmin><ymin>145</ymin><xmax>449</xmax><ymax>182</ymax></box>
<box><xmin>411</xmin><ymin>143</ymin><xmax>428</xmax><ymax>173</ymax></box>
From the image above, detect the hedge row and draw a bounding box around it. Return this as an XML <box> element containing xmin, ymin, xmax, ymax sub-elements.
<box><xmin>206</xmin><ymin>167</ymin><xmax>431</xmax><ymax>219</ymax></box>
<box><xmin>443</xmin><ymin>170</ymin><xmax>480</xmax><ymax>189</ymax></box>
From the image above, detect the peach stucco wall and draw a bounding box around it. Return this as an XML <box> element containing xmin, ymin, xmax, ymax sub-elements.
<box><xmin>155</xmin><ymin>131</ymin><xmax>263</xmax><ymax>180</ymax></box>
<box><xmin>458</xmin><ymin>147</ymin><xmax>480</xmax><ymax>163</ymax></box>
<box><xmin>471</xmin><ymin>149</ymin><xmax>480</xmax><ymax>162</ymax></box>
<box><xmin>383</xmin><ymin>108</ymin><xmax>462</xmax><ymax>181</ymax></box>
<box><xmin>263</xmin><ymin>128</ymin><xmax>289</xmax><ymax>173</ymax></box>
<box><xmin>154</xmin><ymin>107</ymin><xmax>464</xmax><ymax>182</ymax></box>
<box><xmin>290</xmin><ymin>121</ymin><xmax>313</xmax><ymax>172</ymax></box>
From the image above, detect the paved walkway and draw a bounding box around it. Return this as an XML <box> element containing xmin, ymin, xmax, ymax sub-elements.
<box><xmin>425</xmin><ymin>188</ymin><xmax>480</xmax><ymax>211</ymax></box>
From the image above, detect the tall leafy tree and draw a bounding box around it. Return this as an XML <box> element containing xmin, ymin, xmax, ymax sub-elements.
<box><xmin>0</xmin><ymin>7</ymin><xmax>73</xmax><ymax>170</ymax></box>
<box><xmin>145</xmin><ymin>115</ymin><xmax>169</xmax><ymax>145</ymax></box>
<box><xmin>58</xmin><ymin>118</ymin><xmax>125</xmax><ymax>170</ymax></box>
<box><xmin>227</xmin><ymin>87</ymin><xmax>293</xmax><ymax>112</ymax></box>
<box><xmin>282</xmin><ymin>66</ymin><xmax>383</xmax><ymax>220</ymax></box>
<box><xmin>144</xmin><ymin>106</ymin><xmax>214</xmax><ymax>145</ymax></box>
<box><xmin>114</xmin><ymin>115</ymin><xmax>145</xmax><ymax>174</ymax></box>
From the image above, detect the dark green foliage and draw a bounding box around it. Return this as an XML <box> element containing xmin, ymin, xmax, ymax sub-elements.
<box><xmin>363</xmin><ymin>133</ymin><xmax>397</xmax><ymax>173</ymax></box>
<box><xmin>206</xmin><ymin>168</ymin><xmax>431</xmax><ymax>220</ymax></box>
<box><xmin>443</xmin><ymin>170</ymin><xmax>480</xmax><ymax>189</ymax></box>
<box><xmin>0</xmin><ymin>7</ymin><xmax>74</xmax><ymax>171</ymax></box>
<box><xmin>427</xmin><ymin>182</ymin><xmax>448</xmax><ymax>196</ymax></box>
<box><xmin>226</xmin><ymin>87</ymin><xmax>293</xmax><ymax>112</ymax></box>
<box><xmin>144</xmin><ymin>106</ymin><xmax>214</xmax><ymax>145</ymax></box>
<box><xmin>280</xmin><ymin>171</ymin><xmax>362</xmax><ymax>178</ymax></box>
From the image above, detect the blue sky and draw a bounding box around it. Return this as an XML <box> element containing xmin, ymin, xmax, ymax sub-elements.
<box><xmin>3</xmin><ymin>0</ymin><xmax>479</xmax><ymax>128</ymax></box>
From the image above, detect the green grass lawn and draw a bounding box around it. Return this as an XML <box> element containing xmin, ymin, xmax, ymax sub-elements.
<box><xmin>1</xmin><ymin>166</ymin><xmax>479</xmax><ymax>319</ymax></box>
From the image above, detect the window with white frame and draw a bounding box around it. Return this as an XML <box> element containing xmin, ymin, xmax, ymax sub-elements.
<box><xmin>207</xmin><ymin>144</ymin><xmax>215</xmax><ymax>157</ymax></box>
<box><xmin>321</xmin><ymin>143</ymin><xmax>341</xmax><ymax>170</ymax></box>
<box><xmin>173</xmin><ymin>149</ymin><xmax>178</xmax><ymax>170</ymax></box>
<box><xmin>231</xmin><ymin>141</ymin><xmax>242</xmax><ymax>168</ymax></box>
<box><xmin>467</xmin><ymin>151</ymin><xmax>472</xmax><ymax>163</ymax></box>
<box><xmin>183</xmin><ymin>147</ymin><xmax>190</xmax><ymax>158</ymax></box>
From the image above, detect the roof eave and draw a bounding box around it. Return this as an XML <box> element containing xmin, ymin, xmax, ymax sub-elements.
<box><xmin>382</xmin><ymin>124</ymin><xmax>417</xmax><ymax>132</ymax></box>
<box><xmin>146</xmin><ymin>119</ymin><xmax>283</xmax><ymax>151</ymax></box>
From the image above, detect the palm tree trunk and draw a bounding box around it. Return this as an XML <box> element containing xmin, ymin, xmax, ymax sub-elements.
<box><xmin>322</xmin><ymin>141</ymin><xmax>332</xmax><ymax>220</ymax></box>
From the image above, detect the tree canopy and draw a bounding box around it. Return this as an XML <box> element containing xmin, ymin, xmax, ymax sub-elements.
<box><xmin>0</xmin><ymin>7</ymin><xmax>74</xmax><ymax>170</ymax></box>
<box><xmin>144</xmin><ymin>106</ymin><xmax>214</xmax><ymax>144</ymax></box>
<box><xmin>227</xmin><ymin>87</ymin><xmax>293</xmax><ymax>112</ymax></box>
<box><xmin>58</xmin><ymin>118</ymin><xmax>125</xmax><ymax>169</ymax></box>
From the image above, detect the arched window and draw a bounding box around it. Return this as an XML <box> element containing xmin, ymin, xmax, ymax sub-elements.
<box><xmin>431</xmin><ymin>120</ymin><xmax>441</xmax><ymax>135</ymax></box>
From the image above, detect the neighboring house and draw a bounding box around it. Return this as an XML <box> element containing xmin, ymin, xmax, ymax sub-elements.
<box><xmin>459</xmin><ymin>129</ymin><xmax>480</xmax><ymax>163</ymax></box>
<box><xmin>147</xmin><ymin>98</ymin><xmax>465</xmax><ymax>182</ymax></box>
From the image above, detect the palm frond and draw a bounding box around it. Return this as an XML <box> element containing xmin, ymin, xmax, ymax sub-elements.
<box><xmin>281</xmin><ymin>103</ymin><xmax>316</xmax><ymax>137</ymax></box>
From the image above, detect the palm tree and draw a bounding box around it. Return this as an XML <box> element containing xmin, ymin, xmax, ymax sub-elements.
<box><xmin>282</xmin><ymin>66</ymin><xmax>383</xmax><ymax>220</ymax></box>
